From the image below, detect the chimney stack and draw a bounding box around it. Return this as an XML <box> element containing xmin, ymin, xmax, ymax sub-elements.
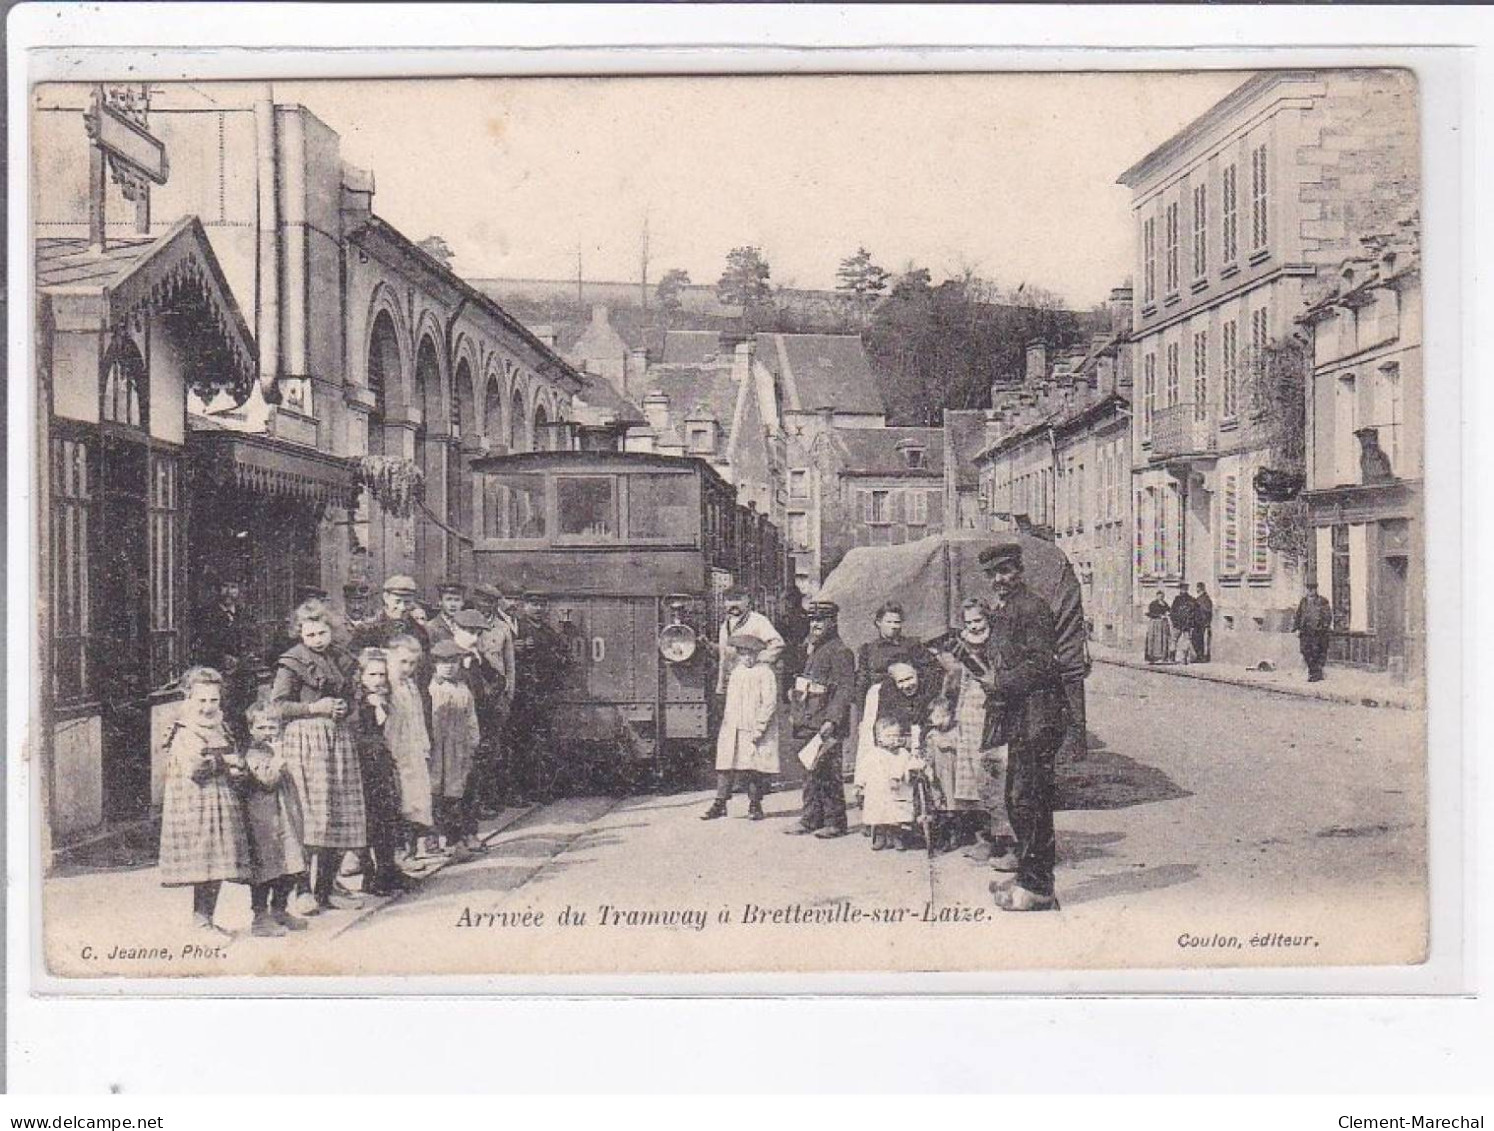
<box><xmin>1108</xmin><ymin>285</ymin><xmax>1134</xmax><ymax>336</ymax></box>
<box><xmin>1025</xmin><ymin>341</ymin><xmax>1049</xmax><ymax>384</ymax></box>
<box><xmin>642</xmin><ymin>390</ymin><xmax>671</xmax><ymax>436</ymax></box>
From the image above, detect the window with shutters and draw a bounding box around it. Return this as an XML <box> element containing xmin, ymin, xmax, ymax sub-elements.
<box><xmin>1136</xmin><ymin>490</ymin><xmax>1148</xmax><ymax>575</ymax></box>
<box><xmin>1250</xmin><ymin>308</ymin><xmax>1270</xmax><ymax>414</ymax></box>
<box><xmin>1221</xmin><ymin>474</ymin><xmax>1240</xmax><ymax>574</ymax></box>
<box><xmin>867</xmin><ymin>489</ymin><xmax>891</xmax><ymax>525</ymax></box>
<box><xmin>1165</xmin><ymin>201</ymin><xmax>1180</xmax><ymax>294</ymax></box>
<box><xmin>1251</xmin><ymin>476</ymin><xmax>1272</xmax><ymax>575</ymax></box>
<box><xmin>1193</xmin><ymin>330</ymin><xmax>1209</xmax><ymax>422</ymax></box>
<box><xmin>907</xmin><ymin>490</ymin><xmax>929</xmax><ymax>527</ymax></box>
<box><xmin>1166</xmin><ymin>343</ymin><xmax>1180</xmax><ymax>407</ymax></box>
<box><xmin>1222</xmin><ymin>319</ymin><xmax>1239</xmax><ymax>419</ymax></box>
<box><xmin>1154</xmin><ymin>488</ymin><xmax>1169</xmax><ymax>576</ymax></box>
<box><xmin>1222</xmin><ymin>163</ymin><xmax>1239</xmax><ymax>265</ymax></box>
<box><xmin>1142</xmin><ymin>217</ymin><xmax>1156</xmax><ymax>304</ymax></box>
<box><xmin>148</xmin><ymin>452</ymin><xmax>182</xmax><ymax>688</ymax></box>
<box><xmin>1192</xmin><ymin>182</ymin><xmax>1208</xmax><ymax>278</ymax></box>
<box><xmin>1142</xmin><ymin>353</ymin><xmax>1156</xmax><ymax>441</ymax></box>
<box><xmin>52</xmin><ymin>433</ymin><xmax>95</xmax><ymax>705</ymax></box>
<box><xmin>1250</xmin><ymin>143</ymin><xmax>1269</xmax><ymax>251</ymax></box>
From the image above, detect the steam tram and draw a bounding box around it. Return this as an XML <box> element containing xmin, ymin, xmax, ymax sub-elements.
<box><xmin>468</xmin><ymin>450</ymin><xmax>787</xmax><ymax>787</ymax></box>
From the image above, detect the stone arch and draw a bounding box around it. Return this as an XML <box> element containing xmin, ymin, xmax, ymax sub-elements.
<box><xmin>365</xmin><ymin>308</ymin><xmax>405</xmax><ymax>456</ymax></box>
<box><xmin>363</xmin><ymin>284</ymin><xmax>411</xmax><ymax>413</ymax></box>
<box><xmin>509</xmin><ymin>379</ymin><xmax>528</xmax><ymax>452</ymax></box>
<box><xmin>413</xmin><ymin>330</ymin><xmax>450</xmax><ymax>579</ymax></box>
<box><xmin>532</xmin><ymin>399</ymin><xmax>550</xmax><ymax>451</ymax></box>
<box><xmin>482</xmin><ymin>367</ymin><xmax>506</xmax><ymax>451</ymax></box>
<box><xmin>450</xmin><ymin>332</ymin><xmax>482</xmax><ymax>434</ymax></box>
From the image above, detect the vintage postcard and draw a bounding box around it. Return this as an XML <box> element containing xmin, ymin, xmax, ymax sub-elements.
<box><xmin>25</xmin><ymin>67</ymin><xmax>1432</xmax><ymax>983</ymax></box>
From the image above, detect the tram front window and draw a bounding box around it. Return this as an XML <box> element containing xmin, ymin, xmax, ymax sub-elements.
<box><xmin>556</xmin><ymin>475</ymin><xmax>616</xmax><ymax>539</ymax></box>
<box><xmin>629</xmin><ymin>474</ymin><xmax>695</xmax><ymax>542</ymax></box>
<box><xmin>484</xmin><ymin>473</ymin><xmax>546</xmax><ymax>539</ymax></box>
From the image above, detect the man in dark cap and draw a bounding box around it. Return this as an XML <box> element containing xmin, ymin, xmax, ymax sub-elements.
<box><xmin>784</xmin><ymin>600</ymin><xmax>855</xmax><ymax>839</ymax></box>
<box><xmin>195</xmin><ymin>574</ymin><xmax>258</xmax><ymax>741</ymax></box>
<box><xmin>426</xmin><ymin>580</ymin><xmax>468</xmax><ymax>648</ymax></box>
<box><xmin>510</xmin><ymin>591</ymin><xmax>572</xmax><ymax>801</ymax></box>
<box><xmin>978</xmin><ymin>541</ymin><xmax>1067</xmax><ymax>912</ymax></box>
<box><xmin>1292</xmin><ymin>580</ymin><xmax>1334</xmax><ymax>682</ymax></box>
<box><xmin>350</xmin><ymin>574</ymin><xmax>431</xmax><ymax>673</ymax></box>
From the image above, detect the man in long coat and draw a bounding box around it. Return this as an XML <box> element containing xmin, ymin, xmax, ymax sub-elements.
<box><xmin>1292</xmin><ymin>581</ymin><xmax>1334</xmax><ymax>682</ymax></box>
<box><xmin>784</xmin><ymin>601</ymin><xmax>855</xmax><ymax>838</ymax></box>
<box><xmin>978</xmin><ymin>541</ymin><xmax>1068</xmax><ymax>912</ymax></box>
<box><xmin>194</xmin><ymin>576</ymin><xmax>257</xmax><ymax>741</ymax></box>
<box><xmin>1192</xmin><ymin>583</ymin><xmax>1214</xmax><ymax>662</ymax></box>
<box><xmin>510</xmin><ymin>592</ymin><xmax>571</xmax><ymax>800</ymax></box>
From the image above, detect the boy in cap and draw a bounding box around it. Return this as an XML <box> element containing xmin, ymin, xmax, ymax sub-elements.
<box><xmin>785</xmin><ymin>600</ymin><xmax>854</xmax><ymax>838</ymax></box>
<box><xmin>978</xmin><ymin>540</ymin><xmax>1067</xmax><ymax>912</ymax></box>
<box><xmin>351</xmin><ymin>574</ymin><xmax>431</xmax><ymax>660</ymax></box>
<box><xmin>703</xmin><ymin>633</ymin><xmax>779</xmax><ymax>821</ymax></box>
<box><xmin>426</xmin><ymin>580</ymin><xmax>468</xmax><ymax>648</ymax></box>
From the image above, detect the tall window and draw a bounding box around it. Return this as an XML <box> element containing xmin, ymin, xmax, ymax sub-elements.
<box><xmin>148</xmin><ymin>452</ymin><xmax>181</xmax><ymax>688</ymax></box>
<box><xmin>1165</xmin><ymin>343</ymin><xmax>1180</xmax><ymax>408</ymax></box>
<box><xmin>1154</xmin><ymin>488</ymin><xmax>1170</xmax><ymax>576</ymax></box>
<box><xmin>1221</xmin><ymin>473</ymin><xmax>1239</xmax><ymax>574</ymax></box>
<box><xmin>1251</xmin><ymin>473</ymin><xmax>1272</xmax><ymax>575</ymax></box>
<box><xmin>1076</xmin><ymin>463</ymin><xmax>1085</xmax><ymax>530</ymax></box>
<box><xmin>789</xmin><ymin>469</ymin><xmax>809</xmax><ymax>500</ymax></box>
<box><xmin>1222</xmin><ymin>163</ymin><xmax>1239</xmax><ymax>265</ymax></box>
<box><xmin>1251</xmin><ymin>143</ymin><xmax>1269</xmax><ymax>251</ymax></box>
<box><xmin>907</xmin><ymin>490</ymin><xmax>929</xmax><ymax>527</ymax></box>
<box><xmin>788</xmin><ymin>512</ymin><xmax>810</xmax><ymax>552</ymax></box>
<box><xmin>1142</xmin><ymin>353</ymin><xmax>1156</xmax><ymax>441</ymax></box>
<box><xmin>1330</xmin><ymin>524</ymin><xmax>1351</xmax><ymax>630</ymax></box>
<box><xmin>1192</xmin><ymin>330</ymin><xmax>1209</xmax><ymax>422</ymax></box>
<box><xmin>52</xmin><ymin>435</ymin><xmax>93</xmax><ymax>705</ymax></box>
<box><xmin>1136</xmin><ymin>490</ymin><xmax>1148</xmax><ymax>575</ymax></box>
<box><xmin>1164</xmin><ymin>201</ymin><xmax>1180</xmax><ymax>293</ymax></box>
<box><xmin>1222</xmin><ymin>319</ymin><xmax>1239</xmax><ymax>418</ymax></box>
<box><xmin>867</xmin><ymin>490</ymin><xmax>891</xmax><ymax>524</ymax></box>
<box><xmin>1377</xmin><ymin>362</ymin><xmax>1404</xmax><ymax>475</ymax></box>
<box><xmin>1192</xmin><ymin>182</ymin><xmax>1208</xmax><ymax>278</ymax></box>
<box><xmin>1251</xmin><ymin>308</ymin><xmax>1270</xmax><ymax>414</ymax></box>
<box><xmin>1143</xmin><ymin>217</ymin><xmax>1156</xmax><ymax>304</ymax></box>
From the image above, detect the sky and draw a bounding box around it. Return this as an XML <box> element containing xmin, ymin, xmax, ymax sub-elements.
<box><xmin>277</xmin><ymin>71</ymin><xmax>1246</xmax><ymax>309</ymax></box>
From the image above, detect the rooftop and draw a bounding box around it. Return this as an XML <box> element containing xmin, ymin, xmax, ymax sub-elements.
<box><xmin>829</xmin><ymin>426</ymin><xmax>944</xmax><ymax>477</ymax></box>
<box><xmin>756</xmin><ymin>333</ymin><xmax>885</xmax><ymax>417</ymax></box>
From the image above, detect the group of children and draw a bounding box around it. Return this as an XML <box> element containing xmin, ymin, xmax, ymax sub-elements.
<box><xmin>158</xmin><ymin>597</ymin><xmax>490</xmax><ymax>937</ymax></box>
<box><xmin>710</xmin><ymin>638</ymin><xmax>1000</xmax><ymax>855</ymax></box>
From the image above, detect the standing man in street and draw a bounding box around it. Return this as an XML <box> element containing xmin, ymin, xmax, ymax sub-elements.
<box><xmin>195</xmin><ymin>574</ymin><xmax>257</xmax><ymax>741</ymax></box>
<box><xmin>978</xmin><ymin>542</ymin><xmax>1067</xmax><ymax>913</ymax></box>
<box><xmin>351</xmin><ymin>575</ymin><xmax>431</xmax><ymax>658</ymax></box>
<box><xmin>784</xmin><ymin>601</ymin><xmax>855</xmax><ymax>839</ymax></box>
<box><xmin>1293</xmin><ymin>580</ymin><xmax>1334</xmax><ymax>683</ymax></box>
<box><xmin>1169</xmin><ymin>583</ymin><xmax>1199</xmax><ymax>665</ymax></box>
<box><xmin>1193</xmin><ymin>582</ymin><xmax>1214</xmax><ymax>663</ymax></box>
<box><xmin>510</xmin><ymin>592</ymin><xmax>571</xmax><ymax>801</ymax></box>
<box><xmin>713</xmin><ymin>589</ymin><xmax>785</xmax><ymax>696</ymax></box>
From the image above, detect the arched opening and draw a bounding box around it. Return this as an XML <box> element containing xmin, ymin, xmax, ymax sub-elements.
<box><xmin>482</xmin><ymin>376</ymin><xmax>505</xmax><ymax>537</ymax></box>
<box><xmin>103</xmin><ymin>337</ymin><xmax>148</xmax><ymax>428</ymax></box>
<box><xmin>366</xmin><ymin>310</ymin><xmax>400</xmax><ymax>456</ymax></box>
<box><xmin>509</xmin><ymin>385</ymin><xmax>527</xmax><ymax>453</ymax></box>
<box><xmin>533</xmin><ymin>401</ymin><xmax>550</xmax><ymax>451</ymax></box>
<box><xmin>451</xmin><ymin>357</ymin><xmax>474</xmax><ymax>566</ymax></box>
<box><xmin>413</xmin><ymin>333</ymin><xmax>445</xmax><ymax>581</ymax></box>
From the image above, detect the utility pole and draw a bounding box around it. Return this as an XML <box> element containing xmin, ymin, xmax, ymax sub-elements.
<box><xmin>576</xmin><ymin>244</ymin><xmax>584</xmax><ymax>305</ymax></box>
<box><xmin>640</xmin><ymin>209</ymin><xmax>651</xmax><ymax>324</ymax></box>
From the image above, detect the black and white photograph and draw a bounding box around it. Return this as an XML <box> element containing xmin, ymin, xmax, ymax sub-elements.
<box><xmin>25</xmin><ymin>65</ymin><xmax>1430</xmax><ymax>980</ymax></box>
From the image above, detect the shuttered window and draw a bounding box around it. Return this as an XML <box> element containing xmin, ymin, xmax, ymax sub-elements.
<box><xmin>1251</xmin><ymin>143</ymin><xmax>1269</xmax><ymax>250</ymax></box>
<box><xmin>52</xmin><ymin>434</ymin><xmax>94</xmax><ymax>705</ymax></box>
<box><xmin>1192</xmin><ymin>182</ymin><xmax>1208</xmax><ymax>278</ymax></box>
<box><xmin>1222</xmin><ymin>163</ymin><xmax>1238</xmax><ymax>264</ymax></box>
<box><xmin>1221</xmin><ymin>474</ymin><xmax>1239</xmax><ymax>574</ymax></box>
<box><xmin>148</xmin><ymin>452</ymin><xmax>182</xmax><ymax>689</ymax></box>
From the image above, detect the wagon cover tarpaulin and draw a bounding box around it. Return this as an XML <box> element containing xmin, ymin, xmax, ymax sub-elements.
<box><xmin>815</xmin><ymin>532</ymin><xmax>1088</xmax><ymax>683</ymax></box>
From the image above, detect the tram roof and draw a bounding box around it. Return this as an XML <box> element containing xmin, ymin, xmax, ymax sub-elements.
<box><xmin>470</xmin><ymin>448</ymin><xmax>734</xmax><ymax>491</ymax></box>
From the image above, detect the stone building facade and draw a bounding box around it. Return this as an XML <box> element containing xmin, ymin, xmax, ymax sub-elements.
<box><xmin>1117</xmin><ymin>69</ymin><xmax>1419</xmax><ymax>668</ymax></box>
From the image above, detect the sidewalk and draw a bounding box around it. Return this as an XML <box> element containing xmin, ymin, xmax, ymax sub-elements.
<box><xmin>1089</xmin><ymin>642</ymin><xmax>1423</xmax><ymax>710</ymax></box>
<box><xmin>40</xmin><ymin>802</ymin><xmax>540</xmax><ymax>976</ymax></box>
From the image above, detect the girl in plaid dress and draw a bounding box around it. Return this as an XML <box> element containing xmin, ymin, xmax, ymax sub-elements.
<box><xmin>272</xmin><ymin>598</ymin><xmax>366</xmax><ymax>913</ymax></box>
<box><xmin>157</xmin><ymin>666</ymin><xmax>251</xmax><ymax>933</ymax></box>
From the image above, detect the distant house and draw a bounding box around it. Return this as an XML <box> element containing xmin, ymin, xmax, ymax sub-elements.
<box><xmin>1298</xmin><ymin>215</ymin><xmax>1421</xmax><ymax>677</ymax></box>
<box><xmin>627</xmin><ymin>342</ymin><xmax>785</xmax><ymax>527</ymax></box>
<box><xmin>758</xmin><ymin>332</ymin><xmax>887</xmax><ymax>432</ymax></box>
<box><xmin>797</xmin><ymin>426</ymin><xmax>945</xmax><ymax>586</ymax></box>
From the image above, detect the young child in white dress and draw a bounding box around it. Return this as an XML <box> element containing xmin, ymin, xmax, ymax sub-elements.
<box><xmin>860</xmin><ymin>717</ymin><xmax>926</xmax><ymax>851</ymax></box>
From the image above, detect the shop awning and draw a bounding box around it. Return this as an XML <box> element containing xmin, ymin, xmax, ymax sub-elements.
<box><xmin>188</xmin><ymin>426</ymin><xmax>359</xmax><ymax>509</ymax></box>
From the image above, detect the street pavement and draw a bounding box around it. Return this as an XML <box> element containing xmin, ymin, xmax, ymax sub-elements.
<box><xmin>40</xmin><ymin>664</ymin><xmax>1426</xmax><ymax>979</ymax></box>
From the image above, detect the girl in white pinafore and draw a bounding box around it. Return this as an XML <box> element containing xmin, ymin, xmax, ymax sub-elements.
<box><xmin>702</xmin><ymin>634</ymin><xmax>779</xmax><ymax>821</ymax></box>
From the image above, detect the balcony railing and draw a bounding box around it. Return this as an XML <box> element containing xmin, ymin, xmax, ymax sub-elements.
<box><xmin>1150</xmin><ymin>403</ymin><xmax>1216</xmax><ymax>461</ymax></box>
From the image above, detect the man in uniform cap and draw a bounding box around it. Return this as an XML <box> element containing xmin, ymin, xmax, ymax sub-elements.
<box><xmin>1292</xmin><ymin>580</ymin><xmax>1334</xmax><ymax>682</ymax></box>
<box><xmin>350</xmin><ymin>573</ymin><xmax>431</xmax><ymax>662</ymax></box>
<box><xmin>426</xmin><ymin>580</ymin><xmax>468</xmax><ymax>648</ymax></box>
<box><xmin>509</xmin><ymin>591</ymin><xmax>571</xmax><ymax>801</ymax></box>
<box><xmin>976</xmin><ymin>540</ymin><xmax>1067</xmax><ymax>912</ymax></box>
<box><xmin>713</xmin><ymin>589</ymin><xmax>785</xmax><ymax>696</ymax></box>
<box><xmin>194</xmin><ymin>572</ymin><xmax>258</xmax><ymax>741</ymax></box>
<box><xmin>784</xmin><ymin>600</ymin><xmax>855</xmax><ymax>838</ymax></box>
